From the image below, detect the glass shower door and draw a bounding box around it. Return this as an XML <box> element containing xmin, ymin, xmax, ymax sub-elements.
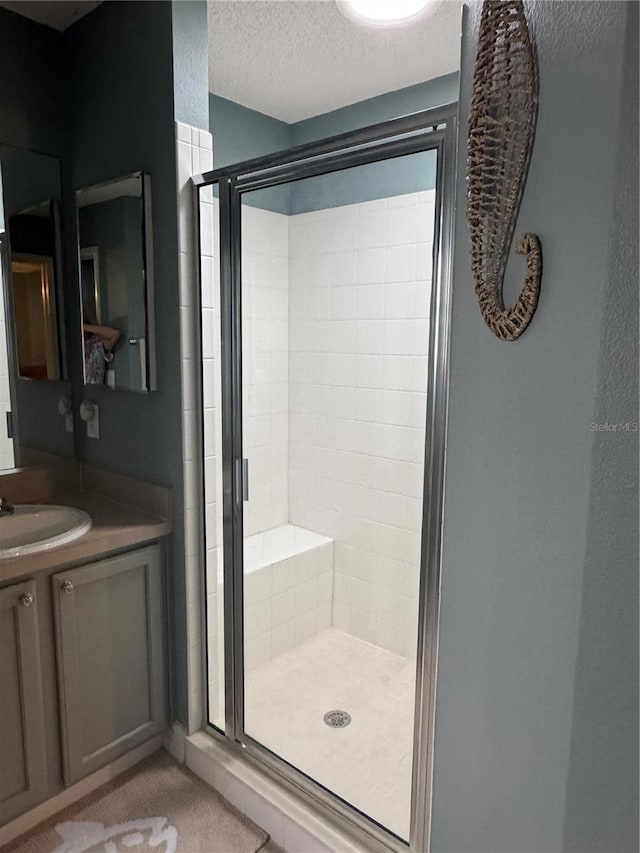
<box><xmin>238</xmin><ymin>150</ymin><xmax>439</xmax><ymax>841</ymax></box>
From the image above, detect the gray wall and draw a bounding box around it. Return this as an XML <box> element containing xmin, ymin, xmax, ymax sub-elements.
<box><xmin>63</xmin><ymin>0</ymin><xmax>209</xmax><ymax>726</ymax></box>
<box><xmin>64</xmin><ymin>0</ymin><xmax>180</xmax><ymax>485</ymax></box>
<box><xmin>430</xmin><ymin>3</ymin><xmax>638</xmax><ymax>852</ymax></box>
<box><xmin>562</xmin><ymin>3</ymin><xmax>639</xmax><ymax>849</ymax></box>
<box><xmin>209</xmin><ymin>73</ymin><xmax>459</xmax><ymax>215</ymax></box>
<box><xmin>0</xmin><ymin>9</ymin><xmax>73</xmax><ymax>463</ymax></box>
<box><xmin>0</xmin><ymin>1</ymin><xmax>198</xmax><ymax>726</ymax></box>
<box><xmin>209</xmin><ymin>94</ymin><xmax>291</xmax><ymax>170</ymax></box>
<box><xmin>173</xmin><ymin>1</ymin><xmax>209</xmax><ymax>129</ymax></box>
<box><xmin>290</xmin><ymin>73</ymin><xmax>459</xmax><ymax>145</ymax></box>
<box><xmin>0</xmin><ymin>9</ymin><xmax>65</xmax><ymax>156</ymax></box>
<box><xmin>209</xmin><ymin>94</ymin><xmax>292</xmax><ymax>215</ymax></box>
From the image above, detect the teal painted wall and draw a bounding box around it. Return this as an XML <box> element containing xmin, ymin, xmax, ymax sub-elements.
<box><xmin>63</xmin><ymin>0</ymin><xmax>209</xmax><ymax>726</ymax></box>
<box><xmin>209</xmin><ymin>73</ymin><xmax>459</xmax><ymax>215</ymax></box>
<box><xmin>0</xmin><ymin>0</ymin><xmax>205</xmax><ymax>726</ymax></box>
<box><xmin>287</xmin><ymin>149</ymin><xmax>437</xmax><ymax>215</ymax></box>
<box><xmin>430</xmin><ymin>3</ymin><xmax>638</xmax><ymax>852</ymax></box>
<box><xmin>209</xmin><ymin>94</ymin><xmax>292</xmax><ymax>214</ymax></box>
<box><xmin>289</xmin><ymin>75</ymin><xmax>457</xmax><ymax>214</ymax></box>
<box><xmin>0</xmin><ymin>9</ymin><xmax>73</xmax><ymax>463</ymax></box>
<box><xmin>209</xmin><ymin>94</ymin><xmax>292</xmax><ymax>169</ymax></box>
<box><xmin>173</xmin><ymin>1</ymin><xmax>209</xmax><ymax>129</ymax></box>
<box><xmin>0</xmin><ymin>8</ymin><xmax>65</xmax><ymax>156</ymax></box>
<box><xmin>562</xmin><ymin>3</ymin><xmax>638</xmax><ymax>849</ymax></box>
<box><xmin>290</xmin><ymin>73</ymin><xmax>459</xmax><ymax>145</ymax></box>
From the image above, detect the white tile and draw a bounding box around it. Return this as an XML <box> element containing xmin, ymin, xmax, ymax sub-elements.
<box><xmin>386</xmin><ymin>204</ymin><xmax>418</xmax><ymax>246</ymax></box>
<box><xmin>356</xmin><ymin>284</ymin><xmax>385</xmax><ymax>319</ymax></box>
<box><xmin>385</xmin><ymin>245</ymin><xmax>416</xmax><ymax>283</ymax></box>
<box><xmin>200</xmin><ymin>201</ymin><xmax>214</xmax><ymax>258</ymax></box>
<box><xmin>271</xmin><ymin>620</ymin><xmax>295</xmax><ymax>657</ymax></box>
<box><xmin>211</xmin><ymin>764</ymin><xmax>247</xmax><ymax>813</ymax></box>
<box><xmin>417</xmin><ymin>201</ymin><xmax>436</xmax><ymax>241</ymax></box>
<box><xmin>357</xmin><ymin>248</ymin><xmax>385</xmax><ymax>284</ymax></box>
<box><xmin>244</xmin><ymin>628</ymin><xmax>414</xmax><ymax>840</ymax></box>
<box><xmin>245</xmin><ymin>789</ymin><xmax>285</xmax><ymax>847</ymax></box>
<box><xmin>202</xmin><ymin>358</ymin><xmax>216</xmax><ymax>409</ymax></box>
<box><xmin>272</xmin><ymin>589</ymin><xmax>295</xmax><ymax>625</ymax></box>
<box><xmin>177</xmin><ymin>140</ymin><xmax>192</xmax><ymax>183</ymax></box>
<box><xmin>414</xmin><ymin>280</ymin><xmax>432</xmax><ymax>319</ymax></box>
<box><xmin>176</xmin><ymin>121</ymin><xmax>191</xmax><ymax>142</ymax></box>
<box><xmin>358</xmin><ymin>207</ymin><xmax>386</xmax><ymax>249</ymax></box>
<box><xmin>330</xmin><ymin>251</ymin><xmax>357</xmax><ymax>286</ymax></box>
<box><xmin>384</xmin><ymin>319</ymin><xmax>415</xmax><ymax>355</ymax></box>
<box><xmin>385</xmin><ymin>283</ymin><xmax>415</xmax><ymax>320</ymax></box>
<box><xmin>331</xmin><ymin>287</ymin><xmax>356</xmax><ymax>320</ymax></box>
<box><xmin>306</xmin><ymin>252</ymin><xmax>331</xmax><ymax>287</ymax></box>
<box><xmin>306</xmin><ymin>218</ymin><xmax>331</xmax><ymax>254</ymax></box>
<box><xmin>354</xmin><ymin>388</ymin><xmax>381</xmax><ymax>422</ymax></box>
<box><xmin>283</xmin><ymin>821</ymin><xmax>332</xmax><ymax>853</ymax></box>
<box><xmin>201</xmin><ymin>308</ymin><xmax>216</xmax><ymax>359</ymax></box>
<box><xmin>415</xmin><ymin>242</ymin><xmax>434</xmax><ymax>281</ymax></box>
<box><xmin>201</xmin><ymin>255</ymin><xmax>215</xmax><ymax>309</ymax></box>
<box><xmin>331</xmin><ymin>207</ymin><xmax>358</xmax><ymax>251</ymax></box>
<box><xmin>355</xmin><ymin>319</ymin><xmax>384</xmax><ymax>355</ymax></box>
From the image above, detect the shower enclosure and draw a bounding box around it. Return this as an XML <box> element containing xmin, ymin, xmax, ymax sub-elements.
<box><xmin>196</xmin><ymin>105</ymin><xmax>456</xmax><ymax>851</ymax></box>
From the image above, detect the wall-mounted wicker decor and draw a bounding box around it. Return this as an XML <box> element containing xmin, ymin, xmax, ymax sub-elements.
<box><xmin>467</xmin><ymin>0</ymin><xmax>542</xmax><ymax>341</ymax></box>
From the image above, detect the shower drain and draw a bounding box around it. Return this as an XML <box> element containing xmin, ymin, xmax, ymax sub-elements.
<box><xmin>323</xmin><ymin>709</ymin><xmax>352</xmax><ymax>728</ymax></box>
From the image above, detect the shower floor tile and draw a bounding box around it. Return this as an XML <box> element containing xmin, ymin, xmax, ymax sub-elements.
<box><xmin>245</xmin><ymin>627</ymin><xmax>415</xmax><ymax>840</ymax></box>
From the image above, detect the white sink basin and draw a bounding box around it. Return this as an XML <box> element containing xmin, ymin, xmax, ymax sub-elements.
<box><xmin>0</xmin><ymin>505</ymin><xmax>92</xmax><ymax>560</ymax></box>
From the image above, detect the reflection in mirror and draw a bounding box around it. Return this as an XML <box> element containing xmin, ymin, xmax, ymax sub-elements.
<box><xmin>1</xmin><ymin>147</ymin><xmax>66</xmax><ymax>382</ymax></box>
<box><xmin>76</xmin><ymin>172</ymin><xmax>155</xmax><ymax>393</ymax></box>
<box><xmin>0</xmin><ymin>144</ymin><xmax>72</xmax><ymax>471</ymax></box>
<box><xmin>12</xmin><ymin>251</ymin><xmax>60</xmax><ymax>380</ymax></box>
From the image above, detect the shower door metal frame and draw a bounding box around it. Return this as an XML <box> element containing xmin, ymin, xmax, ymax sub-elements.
<box><xmin>194</xmin><ymin>102</ymin><xmax>457</xmax><ymax>853</ymax></box>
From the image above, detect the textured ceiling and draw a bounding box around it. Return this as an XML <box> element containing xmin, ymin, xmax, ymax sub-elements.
<box><xmin>0</xmin><ymin>0</ymin><xmax>101</xmax><ymax>31</ymax></box>
<box><xmin>208</xmin><ymin>0</ymin><xmax>462</xmax><ymax>123</ymax></box>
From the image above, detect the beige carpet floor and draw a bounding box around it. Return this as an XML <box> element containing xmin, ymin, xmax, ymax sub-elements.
<box><xmin>5</xmin><ymin>750</ymin><xmax>268</xmax><ymax>853</ymax></box>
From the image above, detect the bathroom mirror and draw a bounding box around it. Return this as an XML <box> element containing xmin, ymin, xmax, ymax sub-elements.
<box><xmin>0</xmin><ymin>145</ymin><xmax>67</xmax><ymax>383</ymax></box>
<box><xmin>76</xmin><ymin>172</ymin><xmax>156</xmax><ymax>393</ymax></box>
<box><xmin>0</xmin><ymin>144</ymin><xmax>74</xmax><ymax>471</ymax></box>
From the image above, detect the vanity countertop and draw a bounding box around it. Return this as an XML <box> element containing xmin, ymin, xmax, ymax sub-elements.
<box><xmin>0</xmin><ymin>488</ymin><xmax>172</xmax><ymax>584</ymax></box>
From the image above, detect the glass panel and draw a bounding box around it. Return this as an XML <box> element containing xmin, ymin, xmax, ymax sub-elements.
<box><xmin>240</xmin><ymin>150</ymin><xmax>438</xmax><ymax>840</ymax></box>
<box><xmin>200</xmin><ymin>182</ymin><xmax>225</xmax><ymax>731</ymax></box>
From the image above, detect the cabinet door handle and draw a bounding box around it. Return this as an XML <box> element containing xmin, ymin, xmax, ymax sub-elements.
<box><xmin>20</xmin><ymin>592</ymin><xmax>34</xmax><ymax>607</ymax></box>
<box><xmin>61</xmin><ymin>580</ymin><xmax>74</xmax><ymax>594</ymax></box>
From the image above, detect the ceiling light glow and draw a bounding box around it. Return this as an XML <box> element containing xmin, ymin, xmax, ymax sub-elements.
<box><xmin>337</xmin><ymin>0</ymin><xmax>436</xmax><ymax>27</ymax></box>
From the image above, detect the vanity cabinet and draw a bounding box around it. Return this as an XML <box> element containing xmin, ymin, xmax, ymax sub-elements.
<box><xmin>0</xmin><ymin>580</ymin><xmax>48</xmax><ymax>824</ymax></box>
<box><xmin>53</xmin><ymin>544</ymin><xmax>167</xmax><ymax>785</ymax></box>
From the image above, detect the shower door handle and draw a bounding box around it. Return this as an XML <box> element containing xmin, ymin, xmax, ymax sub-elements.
<box><xmin>235</xmin><ymin>458</ymin><xmax>249</xmax><ymax>502</ymax></box>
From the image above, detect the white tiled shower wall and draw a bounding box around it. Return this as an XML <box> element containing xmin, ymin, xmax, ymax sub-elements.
<box><xmin>287</xmin><ymin>191</ymin><xmax>434</xmax><ymax>658</ymax></box>
<box><xmin>176</xmin><ymin>121</ymin><xmax>214</xmax><ymax>733</ymax></box>
<box><xmin>197</xmin><ymin>186</ymin><xmax>434</xmax><ymax>693</ymax></box>
<box><xmin>240</xmin><ymin>205</ymin><xmax>290</xmax><ymax>538</ymax></box>
<box><xmin>201</xmin><ymin>200</ymin><xmax>292</xmax><ymax>717</ymax></box>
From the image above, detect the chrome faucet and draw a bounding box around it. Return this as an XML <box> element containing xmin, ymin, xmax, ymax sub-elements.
<box><xmin>0</xmin><ymin>497</ymin><xmax>15</xmax><ymax>517</ymax></box>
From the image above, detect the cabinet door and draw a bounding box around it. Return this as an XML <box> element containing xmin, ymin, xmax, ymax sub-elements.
<box><xmin>0</xmin><ymin>580</ymin><xmax>47</xmax><ymax>823</ymax></box>
<box><xmin>53</xmin><ymin>545</ymin><xmax>167</xmax><ymax>785</ymax></box>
